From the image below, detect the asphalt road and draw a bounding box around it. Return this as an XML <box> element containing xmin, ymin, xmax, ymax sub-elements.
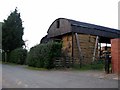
<box><xmin>2</xmin><ymin>64</ymin><xmax>118</xmax><ymax>88</ymax></box>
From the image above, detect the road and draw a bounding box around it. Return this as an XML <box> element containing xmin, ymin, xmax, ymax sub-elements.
<box><xmin>2</xmin><ymin>64</ymin><xmax>118</xmax><ymax>88</ymax></box>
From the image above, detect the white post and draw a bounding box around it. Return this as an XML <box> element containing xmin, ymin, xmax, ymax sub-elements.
<box><xmin>75</xmin><ymin>33</ymin><xmax>83</xmax><ymax>68</ymax></box>
<box><xmin>92</xmin><ymin>36</ymin><xmax>99</xmax><ymax>62</ymax></box>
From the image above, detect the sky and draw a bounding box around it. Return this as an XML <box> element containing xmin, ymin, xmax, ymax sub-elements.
<box><xmin>0</xmin><ymin>0</ymin><xmax>119</xmax><ymax>49</ymax></box>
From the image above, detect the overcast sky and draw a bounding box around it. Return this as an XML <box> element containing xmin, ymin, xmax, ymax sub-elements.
<box><xmin>0</xmin><ymin>0</ymin><xmax>119</xmax><ymax>49</ymax></box>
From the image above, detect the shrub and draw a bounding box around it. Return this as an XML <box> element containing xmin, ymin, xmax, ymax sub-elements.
<box><xmin>26</xmin><ymin>41</ymin><xmax>62</xmax><ymax>69</ymax></box>
<box><xmin>9</xmin><ymin>48</ymin><xmax>27</xmax><ymax>64</ymax></box>
<box><xmin>26</xmin><ymin>44</ymin><xmax>44</xmax><ymax>67</ymax></box>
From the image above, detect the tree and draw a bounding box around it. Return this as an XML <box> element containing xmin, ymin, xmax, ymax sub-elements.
<box><xmin>2</xmin><ymin>8</ymin><xmax>25</xmax><ymax>53</ymax></box>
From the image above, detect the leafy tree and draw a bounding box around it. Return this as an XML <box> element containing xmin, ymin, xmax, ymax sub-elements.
<box><xmin>2</xmin><ymin>8</ymin><xmax>25</xmax><ymax>53</ymax></box>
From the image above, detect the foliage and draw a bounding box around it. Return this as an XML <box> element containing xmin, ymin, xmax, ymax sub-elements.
<box><xmin>2</xmin><ymin>8</ymin><xmax>24</xmax><ymax>52</ymax></box>
<box><xmin>9</xmin><ymin>48</ymin><xmax>27</xmax><ymax>65</ymax></box>
<box><xmin>26</xmin><ymin>41</ymin><xmax>62</xmax><ymax>69</ymax></box>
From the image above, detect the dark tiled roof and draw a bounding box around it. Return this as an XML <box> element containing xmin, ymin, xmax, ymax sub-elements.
<box><xmin>68</xmin><ymin>19</ymin><xmax>120</xmax><ymax>35</ymax></box>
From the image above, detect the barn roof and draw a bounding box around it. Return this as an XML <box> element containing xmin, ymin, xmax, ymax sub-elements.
<box><xmin>66</xmin><ymin>18</ymin><xmax>120</xmax><ymax>38</ymax></box>
<box><xmin>47</xmin><ymin>18</ymin><xmax>120</xmax><ymax>43</ymax></box>
<box><xmin>69</xmin><ymin>19</ymin><xmax>119</xmax><ymax>34</ymax></box>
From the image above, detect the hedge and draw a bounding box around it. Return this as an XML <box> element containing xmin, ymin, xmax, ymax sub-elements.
<box><xmin>9</xmin><ymin>48</ymin><xmax>27</xmax><ymax>64</ymax></box>
<box><xmin>26</xmin><ymin>41</ymin><xmax>62</xmax><ymax>69</ymax></box>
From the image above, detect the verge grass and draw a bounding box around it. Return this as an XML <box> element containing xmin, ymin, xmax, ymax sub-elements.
<box><xmin>2</xmin><ymin>60</ymin><xmax>105</xmax><ymax>72</ymax></box>
<box><xmin>2</xmin><ymin>61</ymin><xmax>19</xmax><ymax>66</ymax></box>
<box><xmin>72</xmin><ymin>63</ymin><xmax>104</xmax><ymax>71</ymax></box>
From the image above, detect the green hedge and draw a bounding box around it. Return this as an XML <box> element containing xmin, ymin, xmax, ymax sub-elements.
<box><xmin>9</xmin><ymin>48</ymin><xmax>27</xmax><ymax>64</ymax></box>
<box><xmin>26</xmin><ymin>41</ymin><xmax>62</xmax><ymax>69</ymax></box>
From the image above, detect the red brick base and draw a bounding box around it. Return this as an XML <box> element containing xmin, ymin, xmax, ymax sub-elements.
<box><xmin>111</xmin><ymin>38</ymin><xmax>120</xmax><ymax>74</ymax></box>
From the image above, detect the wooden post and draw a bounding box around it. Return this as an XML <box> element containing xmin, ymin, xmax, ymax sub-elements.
<box><xmin>75</xmin><ymin>33</ymin><xmax>83</xmax><ymax>68</ymax></box>
<box><xmin>5</xmin><ymin>52</ymin><xmax>7</xmax><ymax>62</ymax></box>
<box><xmin>72</xmin><ymin>32</ymin><xmax>74</xmax><ymax>66</ymax></box>
<box><xmin>92</xmin><ymin>36</ymin><xmax>99</xmax><ymax>62</ymax></box>
<box><xmin>99</xmin><ymin>43</ymin><xmax>102</xmax><ymax>59</ymax></box>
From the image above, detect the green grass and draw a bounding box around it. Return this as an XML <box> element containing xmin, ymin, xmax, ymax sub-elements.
<box><xmin>1</xmin><ymin>60</ymin><xmax>105</xmax><ymax>71</ymax></box>
<box><xmin>25</xmin><ymin>63</ymin><xmax>104</xmax><ymax>71</ymax></box>
<box><xmin>2</xmin><ymin>61</ymin><xmax>48</xmax><ymax>71</ymax></box>
<box><xmin>2</xmin><ymin>61</ymin><xmax>19</xmax><ymax>66</ymax></box>
<box><xmin>72</xmin><ymin>63</ymin><xmax>104</xmax><ymax>71</ymax></box>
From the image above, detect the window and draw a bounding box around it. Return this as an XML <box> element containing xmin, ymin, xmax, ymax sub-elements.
<box><xmin>56</xmin><ymin>19</ymin><xmax>60</xmax><ymax>28</ymax></box>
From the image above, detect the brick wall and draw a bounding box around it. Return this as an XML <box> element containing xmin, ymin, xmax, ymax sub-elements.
<box><xmin>111</xmin><ymin>38</ymin><xmax>120</xmax><ymax>74</ymax></box>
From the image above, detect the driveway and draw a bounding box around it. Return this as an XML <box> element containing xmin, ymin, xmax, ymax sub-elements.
<box><xmin>2</xmin><ymin>64</ymin><xmax>118</xmax><ymax>88</ymax></box>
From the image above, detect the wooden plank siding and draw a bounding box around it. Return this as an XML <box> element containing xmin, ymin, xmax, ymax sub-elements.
<box><xmin>47</xmin><ymin>18</ymin><xmax>71</xmax><ymax>38</ymax></box>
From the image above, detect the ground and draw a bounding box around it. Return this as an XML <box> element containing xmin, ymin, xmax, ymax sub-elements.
<box><xmin>2</xmin><ymin>63</ymin><xmax>119</xmax><ymax>88</ymax></box>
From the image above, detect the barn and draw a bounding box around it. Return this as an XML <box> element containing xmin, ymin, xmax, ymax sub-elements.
<box><xmin>42</xmin><ymin>18</ymin><xmax>120</xmax><ymax>67</ymax></box>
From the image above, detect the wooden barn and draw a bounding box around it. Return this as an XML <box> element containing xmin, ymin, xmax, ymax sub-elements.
<box><xmin>43</xmin><ymin>18</ymin><xmax>120</xmax><ymax>67</ymax></box>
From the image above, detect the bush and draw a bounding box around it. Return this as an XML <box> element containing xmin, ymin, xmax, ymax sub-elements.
<box><xmin>26</xmin><ymin>41</ymin><xmax>62</xmax><ymax>69</ymax></box>
<box><xmin>26</xmin><ymin>44</ymin><xmax>45</xmax><ymax>67</ymax></box>
<box><xmin>9</xmin><ymin>48</ymin><xmax>27</xmax><ymax>64</ymax></box>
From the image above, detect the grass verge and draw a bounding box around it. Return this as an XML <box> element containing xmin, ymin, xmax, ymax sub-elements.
<box><xmin>72</xmin><ymin>63</ymin><xmax>104</xmax><ymax>71</ymax></box>
<box><xmin>1</xmin><ymin>60</ymin><xmax>105</xmax><ymax>72</ymax></box>
<box><xmin>2</xmin><ymin>61</ymin><xmax>20</xmax><ymax>66</ymax></box>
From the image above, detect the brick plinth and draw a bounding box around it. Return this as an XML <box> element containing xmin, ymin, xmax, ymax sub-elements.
<box><xmin>111</xmin><ymin>38</ymin><xmax>120</xmax><ymax>74</ymax></box>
